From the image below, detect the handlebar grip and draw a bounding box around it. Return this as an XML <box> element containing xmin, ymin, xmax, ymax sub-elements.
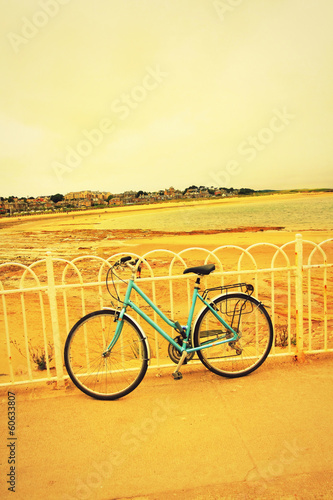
<box><xmin>120</xmin><ymin>256</ymin><xmax>132</xmax><ymax>263</ymax></box>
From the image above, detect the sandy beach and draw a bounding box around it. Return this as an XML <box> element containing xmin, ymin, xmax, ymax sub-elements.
<box><xmin>0</xmin><ymin>191</ymin><xmax>332</xmax><ymax>264</ymax></box>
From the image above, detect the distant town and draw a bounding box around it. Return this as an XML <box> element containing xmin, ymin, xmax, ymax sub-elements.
<box><xmin>0</xmin><ymin>186</ymin><xmax>330</xmax><ymax>217</ymax></box>
<box><xmin>0</xmin><ymin>186</ymin><xmax>257</xmax><ymax>217</ymax></box>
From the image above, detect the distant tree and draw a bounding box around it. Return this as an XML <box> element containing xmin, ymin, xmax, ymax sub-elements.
<box><xmin>136</xmin><ymin>190</ymin><xmax>148</xmax><ymax>198</ymax></box>
<box><xmin>8</xmin><ymin>196</ymin><xmax>15</xmax><ymax>203</ymax></box>
<box><xmin>107</xmin><ymin>195</ymin><xmax>113</xmax><ymax>201</ymax></box>
<box><xmin>239</xmin><ymin>188</ymin><xmax>255</xmax><ymax>196</ymax></box>
<box><xmin>50</xmin><ymin>193</ymin><xmax>64</xmax><ymax>203</ymax></box>
<box><xmin>183</xmin><ymin>185</ymin><xmax>199</xmax><ymax>195</ymax></box>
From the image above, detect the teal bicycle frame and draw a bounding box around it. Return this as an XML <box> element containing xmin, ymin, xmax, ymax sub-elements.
<box><xmin>104</xmin><ymin>277</ymin><xmax>239</xmax><ymax>357</ymax></box>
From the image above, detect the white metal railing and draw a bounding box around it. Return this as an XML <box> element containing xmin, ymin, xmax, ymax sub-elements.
<box><xmin>0</xmin><ymin>233</ymin><xmax>332</xmax><ymax>387</ymax></box>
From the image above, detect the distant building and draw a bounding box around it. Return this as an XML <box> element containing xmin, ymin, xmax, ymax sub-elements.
<box><xmin>64</xmin><ymin>191</ymin><xmax>110</xmax><ymax>206</ymax></box>
<box><xmin>0</xmin><ymin>185</ymin><xmax>240</xmax><ymax>218</ymax></box>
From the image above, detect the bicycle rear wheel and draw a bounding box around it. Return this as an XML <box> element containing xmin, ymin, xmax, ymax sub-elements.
<box><xmin>193</xmin><ymin>293</ymin><xmax>273</xmax><ymax>378</ymax></box>
<box><xmin>64</xmin><ymin>310</ymin><xmax>149</xmax><ymax>400</ymax></box>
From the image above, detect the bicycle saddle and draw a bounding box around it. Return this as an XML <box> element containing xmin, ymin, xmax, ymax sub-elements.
<box><xmin>183</xmin><ymin>264</ymin><xmax>215</xmax><ymax>276</ymax></box>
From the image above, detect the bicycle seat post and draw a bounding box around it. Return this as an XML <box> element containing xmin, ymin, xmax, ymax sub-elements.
<box><xmin>194</xmin><ymin>276</ymin><xmax>201</xmax><ymax>289</ymax></box>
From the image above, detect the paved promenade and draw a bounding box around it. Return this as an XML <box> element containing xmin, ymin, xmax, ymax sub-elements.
<box><xmin>1</xmin><ymin>354</ymin><xmax>333</xmax><ymax>500</ymax></box>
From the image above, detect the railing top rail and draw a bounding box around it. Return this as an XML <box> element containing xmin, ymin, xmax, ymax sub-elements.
<box><xmin>0</xmin><ymin>265</ymin><xmax>300</xmax><ymax>295</ymax></box>
<box><xmin>1</xmin><ymin>235</ymin><xmax>332</xmax><ymax>292</ymax></box>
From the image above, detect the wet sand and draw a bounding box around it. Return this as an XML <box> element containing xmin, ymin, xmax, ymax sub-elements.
<box><xmin>0</xmin><ymin>191</ymin><xmax>332</xmax><ymax>264</ymax></box>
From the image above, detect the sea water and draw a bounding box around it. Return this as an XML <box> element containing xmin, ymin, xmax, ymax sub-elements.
<box><xmin>101</xmin><ymin>195</ymin><xmax>333</xmax><ymax>232</ymax></box>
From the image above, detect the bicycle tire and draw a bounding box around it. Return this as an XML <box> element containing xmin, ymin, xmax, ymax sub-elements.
<box><xmin>193</xmin><ymin>293</ymin><xmax>273</xmax><ymax>378</ymax></box>
<box><xmin>64</xmin><ymin>309</ymin><xmax>149</xmax><ymax>400</ymax></box>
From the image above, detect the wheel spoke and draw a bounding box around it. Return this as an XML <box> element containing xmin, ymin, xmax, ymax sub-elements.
<box><xmin>194</xmin><ymin>294</ymin><xmax>273</xmax><ymax>377</ymax></box>
<box><xmin>64</xmin><ymin>311</ymin><xmax>148</xmax><ymax>400</ymax></box>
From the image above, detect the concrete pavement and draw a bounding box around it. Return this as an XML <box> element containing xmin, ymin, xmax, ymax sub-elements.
<box><xmin>1</xmin><ymin>353</ymin><xmax>333</xmax><ymax>500</ymax></box>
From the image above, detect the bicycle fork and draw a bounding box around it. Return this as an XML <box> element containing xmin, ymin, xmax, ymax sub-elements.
<box><xmin>102</xmin><ymin>310</ymin><xmax>123</xmax><ymax>356</ymax></box>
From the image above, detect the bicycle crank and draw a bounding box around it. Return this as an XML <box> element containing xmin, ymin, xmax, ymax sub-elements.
<box><xmin>168</xmin><ymin>335</ymin><xmax>195</xmax><ymax>364</ymax></box>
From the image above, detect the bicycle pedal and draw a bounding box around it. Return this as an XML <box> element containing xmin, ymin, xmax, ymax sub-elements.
<box><xmin>172</xmin><ymin>372</ymin><xmax>183</xmax><ymax>380</ymax></box>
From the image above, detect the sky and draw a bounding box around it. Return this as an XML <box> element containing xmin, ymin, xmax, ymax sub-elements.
<box><xmin>0</xmin><ymin>0</ymin><xmax>333</xmax><ymax>198</ymax></box>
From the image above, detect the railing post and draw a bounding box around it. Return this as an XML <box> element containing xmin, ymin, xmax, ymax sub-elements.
<box><xmin>46</xmin><ymin>251</ymin><xmax>65</xmax><ymax>386</ymax></box>
<box><xmin>295</xmin><ymin>234</ymin><xmax>304</xmax><ymax>354</ymax></box>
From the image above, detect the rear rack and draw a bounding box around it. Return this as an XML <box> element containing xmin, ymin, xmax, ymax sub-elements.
<box><xmin>202</xmin><ymin>283</ymin><xmax>254</xmax><ymax>300</ymax></box>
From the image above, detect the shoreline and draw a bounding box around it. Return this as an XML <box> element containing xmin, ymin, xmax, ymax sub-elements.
<box><xmin>1</xmin><ymin>191</ymin><xmax>332</xmax><ymax>230</ymax></box>
<box><xmin>0</xmin><ymin>191</ymin><xmax>331</xmax><ymax>264</ymax></box>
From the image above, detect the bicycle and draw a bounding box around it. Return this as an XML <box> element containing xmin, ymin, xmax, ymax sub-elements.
<box><xmin>64</xmin><ymin>256</ymin><xmax>273</xmax><ymax>400</ymax></box>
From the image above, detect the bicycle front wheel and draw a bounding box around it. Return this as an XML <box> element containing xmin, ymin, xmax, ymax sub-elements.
<box><xmin>193</xmin><ymin>293</ymin><xmax>273</xmax><ymax>378</ymax></box>
<box><xmin>64</xmin><ymin>310</ymin><xmax>149</xmax><ymax>400</ymax></box>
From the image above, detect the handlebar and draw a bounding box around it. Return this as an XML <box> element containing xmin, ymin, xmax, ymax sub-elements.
<box><xmin>115</xmin><ymin>256</ymin><xmax>145</xmax><ymax>277</ymax></box>
<box><xmin>106</xmin><ymin>256</ymin><xmax>146</xmax><ymax>302</ymax></box>
<box><xmin>120</xmin><ymin>256</ymin><xmax>132</xmax><ymax>264</ymax></box>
